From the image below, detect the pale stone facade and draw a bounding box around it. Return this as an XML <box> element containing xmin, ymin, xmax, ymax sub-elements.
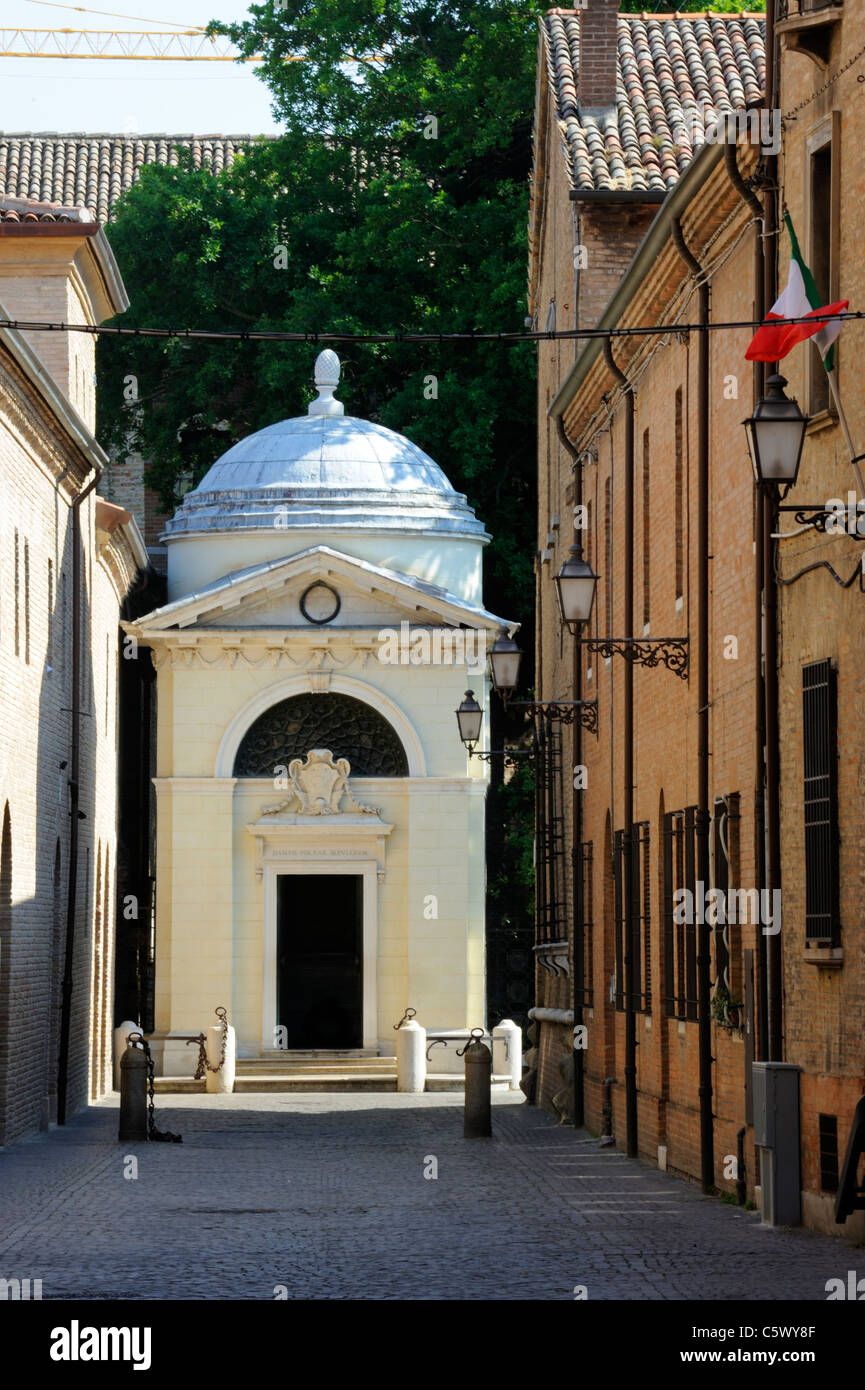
<box><xmin>125</xmin><ymin>355</ymin><xmax>510</xmax><ymax>1068</ymax></box>
<box><xmin>0</xmin><ymin>202</ymin><xmax>146</xmax><ymax>1145</ymax></box>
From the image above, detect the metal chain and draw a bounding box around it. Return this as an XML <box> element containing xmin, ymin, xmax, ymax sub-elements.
<box><xmin>127</xmin><ymin>1032</ymin><xmax>183</xmax><ymax>1144</ymax></box>
<box><xmin>783</xmin><ymin>39</ymin><xmax>865</xmax><ymax>120</ymax></box>
<box><xmin>191</xmin><ymin>1006</ymin><xmax>229</xmax><ymax>1078</ymax></box>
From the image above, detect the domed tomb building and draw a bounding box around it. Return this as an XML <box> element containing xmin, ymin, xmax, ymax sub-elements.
<box><xmin>124</xmin><ymin>353</ymin><xmax>513</xmax><ymax>1069</ymax></box>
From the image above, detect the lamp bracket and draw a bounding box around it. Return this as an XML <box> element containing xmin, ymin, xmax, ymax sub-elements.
<box><xmin>467</xmin><ymin>747</ymin><xmax>534</xmax><ymax>768</ymax></box>
<box><xmin>776</xmin><ymin>503</ymin><xmax>865</xmax><ymax>537</ymax></box>
<box><xmin>507</xmin><ymin>699</ymin><xmax>599</xmax><ymax>734</ymax></box>
<box><xmin>577</xmin><ymin>636</ymin><xmax>690</xmax><ymax>680</ymax></box>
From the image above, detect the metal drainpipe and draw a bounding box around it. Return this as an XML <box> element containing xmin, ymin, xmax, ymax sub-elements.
<box><xmin>723</xmin><ymin>140</ymin><xmax>770</xmax><ymax>1058</ymax></box>
<box><xmin>763</xmin><ymin>0</ymin><xmax>783</xmax><ymax>1066</ymax></box>
<box><xmin>602</xmin><ymin>338</ymin><xmax>637</xmax><ymax>1159</ymax></box>
<box><xmin>57</xmin><ymin>469</ymin><xmax>101</xmax><ymax>1126</ymax></box>
<box><xmin>672</xmin><ymin>217</ymin><xmax>714</xmax><ymax>1194</ymax></box>
<box><xmin>556</xmin><ymin>415</ymin><xmax>584</xmax><ymax>1129</ymax></box>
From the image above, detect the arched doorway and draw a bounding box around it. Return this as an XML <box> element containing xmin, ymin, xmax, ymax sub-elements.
<box><xmin>234</xmin><ymin>695</ymin><xmax>406</xmax><ymax>1051</ymax></box>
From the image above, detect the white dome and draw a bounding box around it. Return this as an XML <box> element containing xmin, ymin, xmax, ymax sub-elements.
<box><xmin>163</xmin><ymin>354</ymin><xmax>487</xmax><ymax>542</ymax></box>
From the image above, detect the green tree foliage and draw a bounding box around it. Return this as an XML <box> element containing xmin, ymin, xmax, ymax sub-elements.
<box><xmin>99</xmin><ymin>0</ymin><xmax>550</xmax><ymax>621</ymax></box>
<box><xmin>99</xmin><ymin>0</ymin><xmax>762</xmax><ymax>609</ymax></box>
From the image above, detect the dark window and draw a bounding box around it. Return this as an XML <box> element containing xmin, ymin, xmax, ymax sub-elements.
<box><xmin>818</xmin><ymin>1113</ymin><xmax>839</xmax><ymax>1192</ymax></box>
<box><xmin>802</xmin><ymin>660</ymin><xmax>839</xmax><ymax>943</ymax></box>
<box><xmin>614</xmin><ymin>829</ymin><xmax>624</xmax><ymax>1010</ymax></box>
<box><xmin>684</xmin><ymin>806</ymin><xmax>697</xmax><ymax>1020</ymax></box>
<box><xmin>576</xmin><ymin>840</ymin><xmax>594</xmax><ymax>1008</ymax></box>
<box><xmin>613</xmin><ymin>823</ymin><xmax>651</xmax><ymax>1014</ymax></box>
<box><xmin>663</xmin><ymin>806</ymin><xmax>697</xmax><ymax>1019</ymax></box>
<box><xmin>536</xmin><ymin>719</ymin><xmax>566</xmax><ymax>944</ymax></box>
<box><xmin>233</xmin><ymin>693</ymin><xmax>409</xmax><ymax>778</ymax></box>
<box><xmin>712</xmin><ymin>794</ymin><xmax>741</xmax><ymax>1023</ymax></box>
<box><xmin>809</xmin><ymin>144</ymin><xmax>832</xmax><ymax>414</ymax></box>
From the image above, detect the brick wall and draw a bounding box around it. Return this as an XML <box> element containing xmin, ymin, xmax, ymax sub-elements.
<box><xmin>0</xmin><ymin>341</ymin><xmax>140</xmax><ymax>1147</ymax></box>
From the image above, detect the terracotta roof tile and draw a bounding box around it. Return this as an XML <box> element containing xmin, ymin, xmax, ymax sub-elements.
<box><xmin>542</xmin><ymin>12</ymin><xmax>766</xmax><ymax>193</ymax></box>
<box><xmin>0</xmin><ymin>134</ymin><xmax>266</xmax><ymax>224</ymax></box>
<box><xmin>0</xmin><ymin>195</ymin><xmax>90</xmax><ymax>224</ymax></box>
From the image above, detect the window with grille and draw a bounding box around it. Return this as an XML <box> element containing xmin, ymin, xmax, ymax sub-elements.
<box><xmin>575</xmin><ymin>840</ymin><xmax>594</xmax><ymax>1008</ymax></box>
<box><xmin>802</xmin><ymin>660</ymin><xmax>839</xmax><ymax>943</ymax></box>
<box><xmin>613</xmin><ymin>822</ymin><xmax>651</xmax><ymax>1013</ymax></box>
<box><xmin>663</xmin><ymin>806</ymin><xmax>697</xmax><ymax>1020</ymax></box>
<box><xmin>712</xmin><ymin>793</ymin><xmax>741</xmax><ymax>1001</ymax></box>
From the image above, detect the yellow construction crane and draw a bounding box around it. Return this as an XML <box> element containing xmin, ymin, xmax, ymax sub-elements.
<box><xmin>0</xmin><ymin>29</ymin><xmax>271</xmax><ymax>60</ymax></box>
<box><xmin>0</xmin><ymin>29</ymin><xmax>382</xmax><ymax>62</ymax></box>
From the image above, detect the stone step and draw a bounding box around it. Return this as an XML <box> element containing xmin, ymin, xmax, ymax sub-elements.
<box><xmin>244</xmin><ymin>1050</ymin><xmax>383</xmax><ymax>1061</ymax></box>
<box><xmin>236</xmin><ymin>1056</ymin><xmax>394</xmax><ymax>1072</ymax></box>
<box><xmin>153</xmin><ymin>1071</ymin><xmax>513</xmax><ymax>1095</ymax></box>
<box><xmin>234</xmin><ymin>1074</ymin><xmax>398</xmax><ymax>1093</ymax></box>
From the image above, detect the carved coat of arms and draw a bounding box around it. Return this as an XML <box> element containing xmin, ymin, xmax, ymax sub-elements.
<box><xmin>262</xmin><ymin>748</ymin><xmax>380</xmax><ymax>817</ymax></box>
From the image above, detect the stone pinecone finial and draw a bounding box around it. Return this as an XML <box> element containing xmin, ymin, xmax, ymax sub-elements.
<box><xmin>308</xmin><ymin>349</ymin><xmax>344</xmax><ymax>416</ymax></box>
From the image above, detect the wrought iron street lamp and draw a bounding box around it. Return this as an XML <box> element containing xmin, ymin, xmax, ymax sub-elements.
<box><xmin>455</xmin><ymin>690</ymin><xmax>534</xmax><ymax>765</ymax></box>
<box><xmin>488</xmin><ymin>629</ymin><xmax>522</xmax><ymax>696</ymax></box>
<box><xmin>455</xmin><ymin>690</ymin><xmax>483</xmax><ymax>749</ymax></box>
<box><xmin>554</xmin><ymin>542</ymin><xmax>599</xmax><ymax>631</ymax></box>
<box><xmin>555</xmin><ymin>540</ymin><xmax>688</xmax><ymax>677</ymax></box>
<box><xmin>743</xmin><ymin>372</ymin><xmax>808</xmax><ymax>492</ymax></box>
<box><xmin>485</xmin><ymin>634</ymin><xmax>599</xmax><ymax>732</ymax></box>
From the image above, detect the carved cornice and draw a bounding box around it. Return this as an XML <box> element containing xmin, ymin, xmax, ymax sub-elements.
<box><xmin>96</xmin><ymin>526</ymin><xmax>144</xmax><ymax>604</ymax></box>
<box><xmin>148</xmin><ymin>636</ymin><xmax>380</xmax><ymax>672</ymax></box>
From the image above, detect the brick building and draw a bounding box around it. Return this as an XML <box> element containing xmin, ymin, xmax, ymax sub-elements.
<box><xmin>0</xmin><ymin>198</ymin><xmax>147</xmax><ymax>1146</ymax></box>
<box><xmin>528</xmin><ymin>1</ymin><xmax>865</xmax><ymax>1237</ymax></box>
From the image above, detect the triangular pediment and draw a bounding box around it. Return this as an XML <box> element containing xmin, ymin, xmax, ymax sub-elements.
<box><xmin>127</xmin><ymin>545</ymin><xmax>513</xmax><ymax>637</ymax></box>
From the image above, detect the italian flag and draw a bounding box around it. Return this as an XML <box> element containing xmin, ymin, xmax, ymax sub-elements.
<box><xmin>745</xmin><ymin>212</ymin><xmax>848</xmax><ymax>368</ymax></box>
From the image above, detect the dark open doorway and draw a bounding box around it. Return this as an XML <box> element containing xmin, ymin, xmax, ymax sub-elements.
<box><xmin>277</xmin><ymin>874</ymin><xmax>363</xmax><ymax>1048</ymax></box>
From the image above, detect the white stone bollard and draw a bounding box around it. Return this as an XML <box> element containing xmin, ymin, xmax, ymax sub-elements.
<box><xmin>493</xmin><ymin>1018</ymin><xmax>523</xmax><ymax>1091</ymax></box>
<box><xmin>113</xmin><ymin>1021</ymin><xmax>141</xmax><ymax>1091</ymax></box>
<box><xmin>396</xmin><ymin>1018</ymin><xmax>427</xmax><ymax>1093</ymax></box>
<box><xmin>205</xmin><ymin>1021</ymin><xmax>236</xmax><ymax>1094</ymax></box>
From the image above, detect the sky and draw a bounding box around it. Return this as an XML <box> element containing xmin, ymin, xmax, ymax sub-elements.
<box><xmin>0</xmin><ymin>0</ymin><xmax>280</xmax><ymax>135</ymax></box>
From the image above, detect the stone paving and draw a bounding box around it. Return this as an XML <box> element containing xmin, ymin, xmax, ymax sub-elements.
<box><xmin>0</xmin><ymin>1091</ymin><xmax>858</xmax><ymax>1300</ymax></box>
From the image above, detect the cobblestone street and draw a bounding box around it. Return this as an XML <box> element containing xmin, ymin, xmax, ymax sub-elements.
<box><xmin>0</xmin><ymin>1092</ymin><xmax>856</xmax><ymax>1301</ymax></box>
